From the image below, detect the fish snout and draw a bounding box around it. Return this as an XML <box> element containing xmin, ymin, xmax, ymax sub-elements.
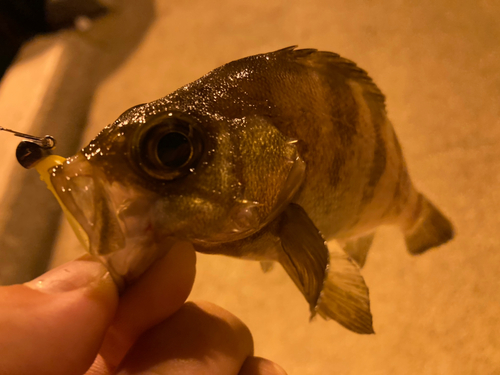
<box><xmin>49</xmin><ymin>153</ymin><xmax>173</xmax><ymax>284</ymax></box>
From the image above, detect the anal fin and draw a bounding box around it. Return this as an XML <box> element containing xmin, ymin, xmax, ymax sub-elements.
<box><xmin>342</xmin><ymin>233</ymin><xmax>375</xmax><ymax>268</ymax></box>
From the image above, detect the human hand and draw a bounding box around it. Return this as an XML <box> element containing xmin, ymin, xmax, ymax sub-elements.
<box><xmin>0</xmin><ymin>242</ymin><xmax>286</xmax><ymax>375</ymax></box>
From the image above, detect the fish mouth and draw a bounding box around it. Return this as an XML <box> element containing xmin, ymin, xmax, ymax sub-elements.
<box><xmin>50</xmin><ymin>152</ymin><xmax>175</xmax><ymax>285</ymax></box>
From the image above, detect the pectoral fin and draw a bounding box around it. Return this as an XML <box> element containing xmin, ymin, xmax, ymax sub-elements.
<box><xmin>277</xmin><ymin>204</ymin><xmax>374</xmax><ymax>334</ymax></box>
<box><xmin>277</xmin><ymin>203</ymin><xmax>329</xmax><ymax>315</ymax></box>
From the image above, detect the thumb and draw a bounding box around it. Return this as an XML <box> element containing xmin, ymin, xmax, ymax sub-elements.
<box><xmin>0</xmin><ymin>256</ymin><xmax>118</xmax><ymax>375</ymax></box>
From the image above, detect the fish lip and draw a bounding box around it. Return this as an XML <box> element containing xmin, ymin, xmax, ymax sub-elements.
<box><xmin>50</xmin><ymin>153</ymin><xmax>131</xmax><ymax>262</ymax></box>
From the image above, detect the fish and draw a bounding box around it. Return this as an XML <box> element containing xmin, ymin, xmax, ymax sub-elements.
<box><xmin>44</xmin><ymin>46</ymin><xmax>454</xmax><ymax>334</ymax></box>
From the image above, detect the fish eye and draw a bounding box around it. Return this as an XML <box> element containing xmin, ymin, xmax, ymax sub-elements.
<box><xmin>132</xmin><ymin>112</ymin><xmax>203</xmax><ymax>180</ymax></box>
<box><xmin>156</xmin><ymin>132</ymin><xmax>191</xmax><ymax>168</ymax></box>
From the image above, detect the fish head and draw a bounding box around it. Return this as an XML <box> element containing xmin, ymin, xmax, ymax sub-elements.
<box><xmin>49</xmin><ymin>101</ymin><xmax>305</xmax><ymax>283</ymax></box>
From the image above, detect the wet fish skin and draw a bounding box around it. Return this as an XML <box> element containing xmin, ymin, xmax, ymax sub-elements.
<box><xmin>50</xmin><ymin>47</ymin><xmax>454</xmax><ymax>334</ymax></box>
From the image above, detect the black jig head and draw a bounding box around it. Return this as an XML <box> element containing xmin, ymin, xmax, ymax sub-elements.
<box><xmin>0</xmin><ymin>127</ymin><xmax>57</xmax><ymax>169</ymax></box>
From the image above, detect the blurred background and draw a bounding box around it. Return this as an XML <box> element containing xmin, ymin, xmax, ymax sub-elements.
<box><xmin>0</xmin><ymin>1</ymin><xmax>498</xmax><ymax>374</ymax></box>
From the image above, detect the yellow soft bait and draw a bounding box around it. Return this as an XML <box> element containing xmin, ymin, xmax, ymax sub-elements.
<box><xmin>35</xmin><ymin>155</ymin><xmax>90</xmax><ymax>251</ymax></box>
<box><xmin>0</xmin><ymin>127</ymin><xmax>90</xmax><ymax>251</ymax></box>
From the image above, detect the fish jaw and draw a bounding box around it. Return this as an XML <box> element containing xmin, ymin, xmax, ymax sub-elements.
<box><xmin>50</xmin><ymin>152</ymin><xmax>176</xmax><ymax>285</ymax></box>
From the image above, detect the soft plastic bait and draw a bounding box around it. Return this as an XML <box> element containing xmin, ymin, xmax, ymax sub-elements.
<box><xmin>0</xmin><ymin>128</ymin><xmax>89</xmax><ymax>250</ymax></box>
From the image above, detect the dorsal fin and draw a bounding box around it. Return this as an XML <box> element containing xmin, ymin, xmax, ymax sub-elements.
<box><xmin>275</xmin><ymin>46</ymin><xmax>386</xmax><ymax>111</ymax></box>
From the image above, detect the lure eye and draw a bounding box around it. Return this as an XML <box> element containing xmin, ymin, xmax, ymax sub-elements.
<box><xmin>133</xmin><ymin>112</ymin><xmax>203</xmax><ymax>180</ymax></box>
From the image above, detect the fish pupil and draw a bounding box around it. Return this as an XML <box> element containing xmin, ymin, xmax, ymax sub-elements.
<box><xmin>156</xmin><ymin>132</ymin><xmax>191</xmax><ymax>168</ymax></box>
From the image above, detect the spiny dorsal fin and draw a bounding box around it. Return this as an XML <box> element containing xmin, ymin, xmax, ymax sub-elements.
<box><xmin>275</xmin><ymin>46</ymin><xmax>386</xmax><ymax>111</ymax></box>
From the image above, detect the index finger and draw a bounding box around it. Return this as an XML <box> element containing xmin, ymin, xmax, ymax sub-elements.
<box><xmin>97</xmin><ymin>241</ymin><xmax>197</xmax><ymax>369</ymax></box>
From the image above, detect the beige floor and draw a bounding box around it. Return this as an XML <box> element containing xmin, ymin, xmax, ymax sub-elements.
<box><xmin>39</xmin><ymin>0</ymin><xmax>500</xmax><ymax>373</ymax></box>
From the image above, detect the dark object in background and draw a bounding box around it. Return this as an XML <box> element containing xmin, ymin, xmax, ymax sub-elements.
<box><xmin>0</xmin><ymin>0</ymin><xmax>108</xmax><ymax>80</ymax></box>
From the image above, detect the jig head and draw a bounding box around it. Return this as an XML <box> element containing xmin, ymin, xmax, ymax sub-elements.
<box><xmin>0</xmin><ymin>127</ymin><xmax>57</xmax><ymax>169</ymax></box>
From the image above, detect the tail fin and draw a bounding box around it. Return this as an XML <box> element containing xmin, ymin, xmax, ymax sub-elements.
<box><xmin>403</xmin><ymin>194</ymin><xmax>454</xmax><ymax>255</ymax></box>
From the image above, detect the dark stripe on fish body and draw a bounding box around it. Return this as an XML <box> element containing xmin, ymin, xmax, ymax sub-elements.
<box><xmin>326</xmin><ymin>82</ymin><xmax>360</xmax><ymax>187</ymax></box>
<box><xmin>380</xmin><ymin>165</ymin><xmax>404</xmax><ymax>220</ymax></box>
<box><xmin>359</xmin><ymin>91</ymin><xmax>387</xmax><ymax>208</ymax></box>
<box><xmin>388</xmin><ymin>128</ymin><xmax>410</xmax><ymax>218</ymax></box>
<box><xmin>280</xmin><ymin>49</ymin><xmax>363</xmax><ymax>189</ymax></box>
<box><xmin>391</xmin><ymin>136</ymin><xmax>405</xmax><ymax>203</ymax></box>
<box><xmin>391</xmin><ymin>126</ymin><xmax>404</xmax><ymax>161</ymax></box>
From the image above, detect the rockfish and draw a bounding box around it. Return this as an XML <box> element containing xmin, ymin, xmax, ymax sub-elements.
<box><xmin>42</xmin><ymin>47</ymin><xmax>454</xmax><ymax>334</ymax></box>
